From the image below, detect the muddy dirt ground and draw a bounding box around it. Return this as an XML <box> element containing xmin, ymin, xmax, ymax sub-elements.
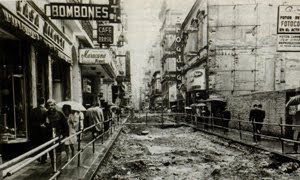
<box><xmin>95</xmin><ymin>116</ymin><xmax>300</xmax><ymax>180</ymax></box>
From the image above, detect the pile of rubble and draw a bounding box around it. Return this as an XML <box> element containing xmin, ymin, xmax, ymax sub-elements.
<box><xmin>95</xmin><ymin>117</ymin><xmax>300</xmax><ymax>179</ymax></box>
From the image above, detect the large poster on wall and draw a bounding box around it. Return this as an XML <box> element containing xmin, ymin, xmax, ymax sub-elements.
<box><xmin>186</xmin><ymin>68</ymin><xmax>206</xmax><ymax>91</ymax></box>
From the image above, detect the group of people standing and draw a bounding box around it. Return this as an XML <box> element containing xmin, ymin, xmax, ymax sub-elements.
<box><xmin>30</xmin><ymin>98</ymin><xmax>83</xmax><ymax>171</ymax></box>
<box><xmin>30</xmin><ymin>97</ymin><xmax>118</xmax><ymax>172</ymax></box>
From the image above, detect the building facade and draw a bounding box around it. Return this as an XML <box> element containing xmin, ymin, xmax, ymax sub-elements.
<box><xmin>0</xmin><ymin>0</ymin><xmax>130</xmax><ymax>159</ymax></box>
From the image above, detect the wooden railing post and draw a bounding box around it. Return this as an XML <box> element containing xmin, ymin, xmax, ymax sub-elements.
<box><xmin>0</xmin><ymin>154</ymin><xmax>3</xmax><ymax>180</ymax></box>
<box><xmin>239</xmin><ymin>121</ymin><xmax>242</xmax><ymax>140</ymax></box>
<box><xmin>161</xmin><ymin>110</ymin><xmax>164</xmax><ymax>128</ymax></box>
<box><xmin>77</xmin><ymin>123</ymin><xmax>81</xmax><ymax>167</ymax></box>
<box><xmin>146</xmin><ymin>111</ymin><xmax>148</xmax><ymax>126</ymax></box>
<box><xmin>280</xmin><ymin>118</ymin><xmax>284</xmax><ymax>153</ymax></box>
<box><xmin>92</xmin><ymin>130</ymin><xmax>96</xmax><ymax>154</ymax></box>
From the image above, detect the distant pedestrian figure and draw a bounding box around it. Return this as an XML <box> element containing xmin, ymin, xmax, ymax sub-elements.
<box><xmin>222</xmin><ymin>106</ymin><xmax>231</xmax><ymax>133</ymax></box>
<box><xmin>249</xmin><ymin>104</ymin><xmax>258</xmax><ymax>142</ymax></box>
<box><xmin>255</xmin><ymin>104</ymin><xmax>265</xmax><ymax>141</ymax></box>
<box><xmin>30</xmin><ymin>97</ymin><xmax>48</xmax><ymax>164</ymax></box>
<box><xmin>202</xmin><ymin>106</ymin><xmax>210</xmax><ymax>129</ymax></box>
<box><xmin>249</xmin><ymin>104</ymin><xmax>265</xmax><ymax>142</ymax></box>
<box><xmin>292</xmin><ymin>110</ymin><xmax>300</xmax><ymax>153</ymax></box>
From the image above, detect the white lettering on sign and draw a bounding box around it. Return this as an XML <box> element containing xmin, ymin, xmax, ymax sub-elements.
<box><xmin>97</xmin><ymin>25</ymin><xmax>113</xmax><ymax>44</ymax></box>
<box><xmin>98</xmin><ymin>26</ymin><xmax>112</xmax><ymax>33</ymax></box>
<box><xmin>49</xmin><ymin>4</ymin><xmax>109</xmax><ymax>20</ymax></box>
<box><xmin>46</xmin><ymin>3</ymin><xmax>119</xmax><ymax>22</ymax></box>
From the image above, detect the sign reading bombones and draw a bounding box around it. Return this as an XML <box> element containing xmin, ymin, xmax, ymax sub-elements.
<box><xmin>45</xmin><ymin>0</ymin><xmax>121</xmax><ymax>23</ymax></box>
<box><xmin>277</xmin><ymin>5</ymin><xmax>300</xmax><ymax>51</ymax></box>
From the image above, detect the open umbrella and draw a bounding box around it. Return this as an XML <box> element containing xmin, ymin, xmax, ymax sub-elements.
<box><xmin>286</xmin><ymin>95</ymin><xmax>300</xmax><ymax>107</ymax></box>
<box><xmin>196</xmin><ymin>103</ymin><xmax>206</xmax><ymax>107</ymax></box>
<box><xmin>56</xmin><ymin>101</ymin><xmax>86</xmax><ymax>111</ymax></box>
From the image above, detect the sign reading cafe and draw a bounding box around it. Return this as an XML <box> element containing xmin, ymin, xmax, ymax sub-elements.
<box><xmin>45</xmin><ymin>0</ymin><xmax>121</xmax><ymax>23</ymax></box>
<box><xmin>97</xmin><ymin>25</ymin><xmax>114</xmax><ymax>44</ymax></box>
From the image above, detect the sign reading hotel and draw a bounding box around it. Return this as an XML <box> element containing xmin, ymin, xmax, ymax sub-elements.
<box><xmin>97</xmin><ymin>25</ymin><xmax>114</xmax><ymax>44</ymax></box>
<box><xmin>277</xmin><ymin>6</ymin><xmax>300</xmax><ymax>51</ymax></box>
<box><xmin>45</xmin><ymin>1</ymin><xmax>121</xmax><ymax>23</ymax></box>
<box><xmin>79</xmin><ymin>49</ymin><xmax>111</xmax><ymax>64</ymax></box>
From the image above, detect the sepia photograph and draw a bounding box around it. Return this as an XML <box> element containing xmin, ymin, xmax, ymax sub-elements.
<box><xmin>0</xmin><ymin>0</ymin><xmax>300</xmax><ymax>179</ymax></box>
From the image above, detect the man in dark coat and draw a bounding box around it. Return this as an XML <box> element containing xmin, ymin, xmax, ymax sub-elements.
<box><xmin>249</xmin><ymin>104</ymin><xmax>258</xmax><ymax>142</ymax></box>
<box><xmin>30</xmin><ymin>97</ymin><xmax>48</xmax><ymax>163</ymax></box>
<box><xmin>222</xmin><ymin>106</ymin><xmax>231</xmax><ymax>133</ymax></box>
<box><xmin>255</xmin><ymin>104</ymin><xmax>265</xmax><ymax>141</ymax></box>
<box><xmin>249</xmin><ymin>104</ymin><xmax>265</xmax><ymax>142</ymax></box>
<box><xmin>45</xmin><ymin>99</ymin><xmax>69</xmax><ymax>171</ymax></box>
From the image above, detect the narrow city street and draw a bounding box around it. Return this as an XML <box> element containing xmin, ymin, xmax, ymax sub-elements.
<box><xmin>95</xmin><ymin>116</ymin><xmax>300</xmax><ymax>180</ymax></box>
<box><xmin>2</xmin><ymin>0</ymin><xmax>300</xmax><ymax>179</ymax></box>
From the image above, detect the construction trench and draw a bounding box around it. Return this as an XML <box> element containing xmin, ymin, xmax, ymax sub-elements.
<box><xmin>93</xmin><ymin>115</ymin><xmax>300</xmax><ymax>180</ymax></box>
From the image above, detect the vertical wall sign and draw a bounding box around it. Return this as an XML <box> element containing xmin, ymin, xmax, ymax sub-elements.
<box><xmin>175</xmin><ymin>23</ymin><xmax>184</xmax><ymax>90</ymax></box>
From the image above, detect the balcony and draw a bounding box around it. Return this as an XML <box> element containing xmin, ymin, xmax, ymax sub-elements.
<box><xmin>80</xmin><ymin>20</ymin><xmax>93</xmax><ymax>42</ymax></box>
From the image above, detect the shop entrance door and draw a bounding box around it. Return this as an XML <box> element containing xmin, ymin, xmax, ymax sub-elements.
<box><xmin>0</xmin><ymin>74</ymin><xmax>27</xmax><ymax>143</ymax></box>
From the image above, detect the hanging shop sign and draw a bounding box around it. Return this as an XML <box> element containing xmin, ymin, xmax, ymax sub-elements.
<box><xmin>79</xmin><ymin>49</ymin><xmax>112</xmax><ymax>64</ymax></box>
<box><xmin>45</xmin><ymin>1</ymin><xmax>121</xmax><ymax>23</ymax></box>
<box><xmin>277</xmin><ymin>5</ymin><xmax>300</xmax><ymax>51</ymax></box>
<box><xmin>186</xmin><ymin>68</ymin><xmax>206</xmax><ymax>91</ymax></box>
<box><xmin>97</xmin><ymin>25</ymin><xmax>114</xmax><ymax>44</ymax></box>
<box><xmin>278</xmin><ymin>5</ymin><xmax>300</xmax><ymax>34</ymax></box>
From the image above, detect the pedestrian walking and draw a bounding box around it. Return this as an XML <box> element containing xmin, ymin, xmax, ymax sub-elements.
<box><xmin>293</xmin><ymin>110</ymin><xmax>300</xmax><ymax>153</ymax></box>
<box><xmin>45</xmin><ymin>99</ymin><xmax>69</xmax><ymax>172</ymax></box>
<box><xmin>102</xmin><ymin>101</ymin><xmax>111</xmax><ymax>132</ymax></box>
<box><xmin>94</xmin><ymin>102</ymin><xmax>104</xmax><ymax>133</ymax></box>
<box><xmin>62</xmin><ymin>105</ymin><xmax>78</xmax><ymax>160</ymax></box>
<box><xmin>255</xmin><ymin>104</ymin><xmax>265</xmax><ymax>141</ymax></box>
<box><xmin>86</xmin><ymin>102</ymin><xmax>103</xmax><ymax>135</ymax></box>
<box><xmin>202</xmin><ymin>106</ymin><xmax>210</xmax><ymax>129</ymax></box>
<box><xmin>249</xmin><ymin>104</ymin><xmax>258</xmax><ymax>142</ymax></box>
<box><xmin>222</xmin><ymin>106</ymin><xmax>231</xmax><ymax>133</ymax></box>
<box><xmin>30</xmin><ymin>97</ymin><xmax>48</xmax><ymax>164</ymax></box>
<box><xmin>75</xmin><ymin>111</ymin><xmax>84</xmax><ymax>139</ymax></box>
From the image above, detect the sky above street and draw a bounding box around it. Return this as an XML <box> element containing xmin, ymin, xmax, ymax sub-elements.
<box><xmin>124</xmin><ymin>0</ymin><xmax>196</xmax><ymax>107</ymax></box>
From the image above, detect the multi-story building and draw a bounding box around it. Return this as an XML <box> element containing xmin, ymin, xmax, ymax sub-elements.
<box><xmin>79</xmin><ymin>0</ymin><xmax>129</xmax><ymax>108</ymax></box>
<box><xmin>0</xmin><ymin>0</ymin><xmax>129</xmax><ymax>159</ymax></box>
<box><xmin>159</xmin><ymin>1</ymin><xmax>186</xmax><ymax>109</ymax></box>
<box><xmin>172</xmin><ymin>0</ymin><xmax>300</xmax><ymax>134</ymax></box>
<box><xmin>0</xmin><ymin>0</ymin><xmax>92</xmax><ymax>158</ymax></box>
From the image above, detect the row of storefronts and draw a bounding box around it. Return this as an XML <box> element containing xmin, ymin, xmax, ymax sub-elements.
<box><xmin>0</xmin><ymin>0</ymin><xmax>130</xmax><ymax>159</ymax></box>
